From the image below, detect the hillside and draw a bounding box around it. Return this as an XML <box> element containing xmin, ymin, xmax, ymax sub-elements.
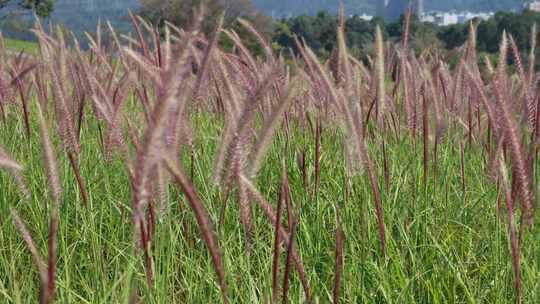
<box><xmin>0</xmin><ymin>0</ymin><xmax>526</xmax><ymax>43</ymax></box>
<box><xmin>49</xmin><ymin>0</ymin><xmax>139</xmax><ymax>34</ymax></box>
<box><xmin>0</xmin><ymin>0</ymin><xmax>138</xmax><ymax>41</ymax></box>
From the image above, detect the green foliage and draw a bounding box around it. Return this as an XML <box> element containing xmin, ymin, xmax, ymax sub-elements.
<box><xmin>140</xmin><ymin>0</ymin><xmax>257</xmax><ymax>34</ymax></box>
<box><xmin>0</xmin><ymin>0</ymin><xmax>54</xmax><ymax>17</ymax></box>
<box><xmin>273</xmin><ymin>12</ymin><xmax>441</xmax><ymax>59</ymax></box>
<box><xmin>273</xmin><ymin>9</ymin><xmax>540</xmax><ymax>64</ymax></box>
<box><xmin>140</xmin><ymin>0</ymin><xmax>274</xmax><ymax>56</ymax></box>
<box><xmin>1</xmin><ymin>5</ymin><xmax>540</xmax><ymax>303</ymax></box>
<box><xmin>2</xmin><ymin>110</ymin><xmax>540</xmax><ymax>302</ymax></box>
<box><xmin>4</xmin><ymin>37</ymin><xmax>38</xmax><ymax>53</ymax></box>
<box><xmin>254</xmin><ymin>0</ymin><xmax>523</xmax><ymax>17</ymax></box>
<box><xmin>437</xmin><ymin>22</ymin><xmax>468</xmax><ymax>49</ymax></box>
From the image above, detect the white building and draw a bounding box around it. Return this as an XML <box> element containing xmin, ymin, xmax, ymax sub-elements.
<box><xmin>526</xmin><ymin>1</ymin><xmax>540</xmax><ymax>12</ymax></box>
<box><xmin>421</xmin><ymin>14</ymin><xmax>436</xmax><ymax>23</ymax></box>
<box><xmin>457</xmin><ymin>12</ymin><xmax>494</xmax><ymax>23</ymax></box>
<box><xmin>421</xmin><ymin>11</ymin><xmax>494</xmax><ymax>26</ymax></box>
<box><xmin>359</xmin><ymin>14</ymin><xmax>373</xmax><ymax>21</ymax></box>
<box><xmin>440</xmin><ymin>13</ymin><xmax>459</xmax><ymax>26</ymax></box>
<box><xmin>424</xmin><ymin>12</ymin><xmax>459</xmax><ymax>26</ymax></box>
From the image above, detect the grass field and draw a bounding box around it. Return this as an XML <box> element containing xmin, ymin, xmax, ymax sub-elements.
<box><xmin>3</xmin><ymin>38</ymin><xmax>38</xmax><ymax>54</ymax></box>
<box><xmin>1</xmin><ymin>111</ymin><xmax>539</xmax><ymax>303</ymax></box>
<box><xmin>1</xmin><ymin>110</ymin><xmax>538</xmax><ymax>303</ymax></box>
<box><xmin>0</xmin><ymin>10</ymin><xmax>539</xmax><ymax>304</ymax></box>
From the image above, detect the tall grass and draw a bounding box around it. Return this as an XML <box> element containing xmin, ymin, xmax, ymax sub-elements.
<box><xmin>0</xmin><ymin>8</ymin><xmax>538</xmax><ymax>304</ymax></box>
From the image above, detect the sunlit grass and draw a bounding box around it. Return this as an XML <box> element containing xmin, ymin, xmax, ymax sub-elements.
<box><xmin>0</xmin><ymin>108</ymin><xmax>539</xmax><ymax>303</ymax></box>
<box><xmin>4</xmin><ymin>38</ymin><xmax>38</xmax><ymax>55</ymax></box>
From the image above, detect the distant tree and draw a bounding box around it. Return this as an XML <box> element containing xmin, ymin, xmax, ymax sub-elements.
<box><xmin>276</xmin><ymin>12</ymin><xmax>337</xmax><ymax>58</ymax></box>
<box><xmin>476</xmin><ymin>17</ymin><xmax>500</xmax><ymax>53</ymax></box>
<box><xmin>140</xmin><ymin>0</ymin><xmax>274</xmax><ymax>57</ymax></box>
<box><xmin>222</xmin><ymin>10</ymin><xmax>274</xmax><ymax>55</ymax></box>
<box><xmin>272</xmin><ymin>20</ymin><xmax>292</xmax><ymax>48</ymax></box>
<box><xmin>344</xmin><ymin>15</ymin><xmax>374</xmax><ymax>57</ymax></box>
<box><xmin>470</xmin><ymin>10</ymin><xmax>540</xmax><ymax>54</ymax></box>
<box><xmin>0</xmin><ymin>0</ymin><xmax>54</xmax><ymax>18</ymax></box>
<box><xmin>438</xmin><ymin>23</ymin><xmax>468</xmax><ymax>50</ymax></box>
<box><xmin>140</xmin><ymin>0</ymin><xmax>259</xmax><ymax>34</ymax></box>
<box><xmin>369</xmin><ymin>16</ymin><xmax>386</xmax><ymax>37</ymax></box>
<box><xmin>409</xmin><ymin>19</ymin><xmax>443</xmax><ymax>51</ymax></box>
<box><xmin>272</xmin><ymin>8</ymin><xmax>540</xmax><ymax>65</ymax></box>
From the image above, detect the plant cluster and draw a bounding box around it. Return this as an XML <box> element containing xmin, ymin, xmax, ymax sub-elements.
<box><xmin>0</xmin><ymin>5</ymin><xmax>538</xmax><ymax>304</ymax></box>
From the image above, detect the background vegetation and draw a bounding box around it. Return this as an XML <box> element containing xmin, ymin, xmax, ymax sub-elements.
<box><xmin>0</xmin><ymin>1</ymin><xmax>539</xmax><ymax>304</ymax></box>
<box><xmin>2</xmin><ymin>0</ymin><xmax>540</xmax><ymax>70</ymax></box>
<box><xmin>254</xmin><ymin>0</ymin><xmax>523</xmax><ymax>17</ymax></box>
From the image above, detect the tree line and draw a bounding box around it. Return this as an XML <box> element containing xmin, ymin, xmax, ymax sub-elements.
<box><xmin>1</xmin><ymin>0</ymin><xmax>540</xmax><ymax>69</ymax></box>
<box><xmin>273</xmin><ymin>10</ymin><xmax>540</xmax><ymax>66</ymax></box>
<box><xmin>253</xmin><ymin>0</ymin><xmax>522</xmax><ymax>17</ymax></box>
<box><xmin>138</xmin><ymin>1</ymin><xmax>540</xmax><ymax>67</ymax></box>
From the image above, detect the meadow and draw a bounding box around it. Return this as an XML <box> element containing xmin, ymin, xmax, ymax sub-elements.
<box><xmin>0</xmin><ymin>9</ymin><xmax>539</xmax><ymax>303</ymax></box>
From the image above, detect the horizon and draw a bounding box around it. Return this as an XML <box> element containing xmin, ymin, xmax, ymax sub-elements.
<box><xmin>0</xmin><ymin>0</ymin><xmax>534</xmax><ymax>41</ymax></box>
